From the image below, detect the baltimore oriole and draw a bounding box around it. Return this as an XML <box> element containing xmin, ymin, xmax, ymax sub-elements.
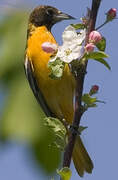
<box><xmin>24</xmin><ymin>5</ymin><xmax>93</xmax><ymax>177</ymax></box>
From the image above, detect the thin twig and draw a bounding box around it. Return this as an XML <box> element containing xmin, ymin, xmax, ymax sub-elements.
<box><xmin>96</xmin><ymin>20</ymin><xmax>108</xmax><ymax>30</ymax></box>
<box><xmin>62</xmin><ymin>0</ymin><xmax>102</xmax><ymax>175</ymax></box>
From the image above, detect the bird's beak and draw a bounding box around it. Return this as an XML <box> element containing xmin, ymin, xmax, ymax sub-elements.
<box><xmin>55</xmin><ymin>11</ymin><xmax>76</xmax><ymax>21</ymax></box>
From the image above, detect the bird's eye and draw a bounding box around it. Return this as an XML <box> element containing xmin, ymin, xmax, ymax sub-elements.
<box><xmin>46</xmin><ymin>8</ymin><xmax>54</xmax><ymax>16</ymax></box>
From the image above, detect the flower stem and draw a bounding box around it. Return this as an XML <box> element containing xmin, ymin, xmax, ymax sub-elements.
<box><xmin>96</xmin><ymin>20</ymin><xmax>108</xmax><ymax>30</ymax></box>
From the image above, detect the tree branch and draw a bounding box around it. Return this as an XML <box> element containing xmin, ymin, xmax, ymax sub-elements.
<box><xmin>62</xmin><ymin>0</ymin><xmax>102</xmax><ymax>171</ymax></box>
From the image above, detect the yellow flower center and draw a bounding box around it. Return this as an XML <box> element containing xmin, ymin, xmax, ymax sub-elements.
<box><xmin>65</xmin><ymin>48</ymin><xmax>72</xmax><ymax>56</ymax></box>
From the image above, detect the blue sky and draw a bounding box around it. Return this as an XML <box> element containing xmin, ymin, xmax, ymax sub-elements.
<box><xmin>0</xmin><ymin>0</ymin><xmax>118</xmax><ymax>180</ymax></box>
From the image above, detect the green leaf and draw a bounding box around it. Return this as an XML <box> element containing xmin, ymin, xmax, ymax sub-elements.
<box><xmin>48</xmin><ymin>58</ymin><xmax>65</xmax><ymax>79</ymax></box>
<box><xmin>82</xmin><ymin>94</ymin><xmax>105</xmax><ymax>109</ymax></box>
<box><xmin>82</xmin><ymin>93</ymin><xmax>97</xmax><ymax>109</ymax></box>
<box><xmin>30</xmin><ymin>117</ymin><xmax>62</xmax><ymax>174</ymax></box>
<box><xmin>44</xmin><ymin>117</ymin><xmax>67</xmax><ymax>150</ymax></box>
<box><xmin>87</xmin><ymin>103</ymin><xmax>97</xmax><ymax>108</ymax></box>
<box><xmin>90</xmin><ymin>58</ymin><xmax>111</xmax><ymax>70</ymax></box>
<box><xmin>82</xmin><ymin>94</ymin><xmax>97</xmax><ymax>105</ymax></box>
<box><xmin>71</xmin><ymin>23</ymin><xmax>86</xmax><ymax>30</ymax></box>
<box><xmin>31</xmin><ymin>117</ymin><xmax>67</xmax><ymax>173</ymax></box>
<box><xmin>33</xmin><ymin>140</ymin><xmax>61</xmax><ymax>173</ymax></box>
<box><xmin>96</xmin><ymin>100</ymin><xmax>106</xmax><ymax>104</ymax></box>
<box><xmin>78</xmin><ymin>126</ymin><xmax>88</xmax><ymax>134</ymax></box>
<box><xmin>85</xmin><ymin>51</ymin><xmax>111</xmax><ymax>70</ymax></box>
<box><xmin>57</xmin><ymin>167</ymin><xmax>72</xmax><ymax>180</ymax></box>
<box><xmin>86</xmin><ymin>51</ymin><xmax>109</xmax><ymax>59</ymax></box>
<box><xmin>96</xmin><ymin>37</ymin><xmax>106</xmax><ymax>51</ymax></box>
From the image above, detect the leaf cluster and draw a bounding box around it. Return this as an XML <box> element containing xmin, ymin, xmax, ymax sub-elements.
<box><xmin>85</xmin><ymin>51</ymin><xmax>111</xmax><ymax>70</ymax></box>
<box><xmin>82</xmin><ymin>94</ymin><xmax>97</xmax><ymax>109</ymax></box>
<box><xmin>48</xmin><ymin>58</ymin><xmax>65</xmax><ymax>79</ymax></box>
<box><xmin>44</xmin><ymin>117</ymin><xmax>67</xmax><ymax>150</ymax></box>
<box><xmin>57</xmin><ymin>167</ymin><xmax>72</xmax><ymax>180</ymax></box>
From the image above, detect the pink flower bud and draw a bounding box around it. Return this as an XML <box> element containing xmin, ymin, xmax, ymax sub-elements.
<box><xmin>89</xmin><ymin>31</ymin><xmax>102</xmax><ymax>44</ymax></box>
<box><xmin>42</xmin><ymin>42</ymin><xmax>57</xmax><ymax>53</ymax></box>
<box><xmin>85</xmin><ymin>43</ymin><xmax>95</xmax><ymax>53</ymax></box>
<box><xmin>89</xmin><ymin>85</ymin><xmax>99</xmax><ymax>95</ymax></box>
<box><xmin>107</xmin><ymin>8</ymin><xmax>117</xmax><ymax>21</ymax></box>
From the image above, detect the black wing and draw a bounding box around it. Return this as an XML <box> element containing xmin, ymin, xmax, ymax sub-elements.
<box><xmin>24</xmin><ymin>56</ymin><xmax>55</xmax><ymax>117</ymax></box>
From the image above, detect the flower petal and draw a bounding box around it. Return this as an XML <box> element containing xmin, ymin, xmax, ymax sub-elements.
<box><xmin>77</xmin><ymin>29</ymin><xmax>86</xmax><ymax>44</ymax></box>
<box><xmin>62</xmin><ymin>25</ymin><xmax>78</xmax><ymax>44</ymax></box>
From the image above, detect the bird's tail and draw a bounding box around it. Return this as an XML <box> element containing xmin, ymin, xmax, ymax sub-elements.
<box><xmin>72</xmin><ymin>135</ymin><xmax>93</xmax><ymax>177</ymax></box>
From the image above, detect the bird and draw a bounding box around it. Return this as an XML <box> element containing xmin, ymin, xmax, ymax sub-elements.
<box><xmin>24</xmin><ymin>5</ymin><xmax>93</xmax><ymax>177</ymax></box>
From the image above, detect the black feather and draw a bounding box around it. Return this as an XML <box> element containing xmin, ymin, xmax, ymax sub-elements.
<box><xmin>24</xmin><ymin>56</ymin><xmax>55</xmax><ymax>117</ymax></box>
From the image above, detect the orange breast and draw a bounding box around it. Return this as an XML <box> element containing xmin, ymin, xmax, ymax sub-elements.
<box><xmin>26</xmin><ymin>26</ymin><xmax>76</xmax><ymax>124</ymax></box>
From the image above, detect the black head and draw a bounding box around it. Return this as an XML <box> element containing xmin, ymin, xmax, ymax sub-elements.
<box><xmin>29</xmin><ymin>5</ymin><xmax>75</xmax><ymax>30</ymax></box>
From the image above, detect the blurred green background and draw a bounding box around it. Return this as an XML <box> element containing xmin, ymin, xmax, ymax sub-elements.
<box><xmin>0</xmin><ymin>2</ymin><xmax>61</xmax><ymax>179</ymax></box>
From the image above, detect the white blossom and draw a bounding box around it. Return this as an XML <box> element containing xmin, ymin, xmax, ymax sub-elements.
<box><xmin>50</xmin><ymin>25</ymin><xmax>86</xmax><ymax>63</ymax></box>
